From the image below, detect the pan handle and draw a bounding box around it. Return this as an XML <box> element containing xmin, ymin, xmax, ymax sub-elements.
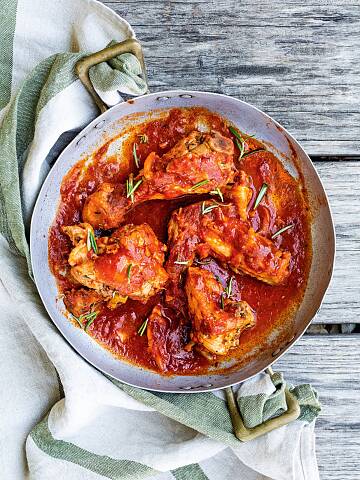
<box><xmin>75</xmin><ymin>39</ymin><xmax>148</xmax><ymax>114</ymax></box>
<box><xmin>225</xmin><ymin>367</ymin><xmax>301</xmax><ymax>442</ymax></box>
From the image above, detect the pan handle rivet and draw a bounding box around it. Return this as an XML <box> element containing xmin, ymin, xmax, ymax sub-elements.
<box><xmin>179</xmin><ymin>94</ymin><xmax>194</xmax><ymax>98</ymax></box>
<box><xmin>95</xmin><ymin>120</ymin><xmax>105</xmax><ymax>129</ymax></box>
<box><xmin>76</xmin><ymin>136</ymin><xmax>86</xmax><ymax>146</ymax></box>
<box><xmin>156</xmin><ymin>96</ymin><xmax>170</xmax><ymax>101</ymax></box>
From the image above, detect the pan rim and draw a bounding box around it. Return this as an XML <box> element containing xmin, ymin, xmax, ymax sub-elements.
<box><xmin>30</xmin><ymin>89</ymin><xmax>336</xmax><ymax>393</ymax></box>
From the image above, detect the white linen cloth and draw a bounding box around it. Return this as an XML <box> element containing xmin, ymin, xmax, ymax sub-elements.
<box><xmin>0</xmin><ymin>0</ymin><xmax>319</xmax><ymax>479</ymax></box>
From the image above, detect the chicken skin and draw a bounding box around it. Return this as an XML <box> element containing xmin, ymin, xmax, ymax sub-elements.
<box><xmin>63</xmin><ymin>223</ymin><xmax>169</xmax><ymax>306</ymax></box>
<box><xmin>185</xmin><ymin>267</ymin><xmax>255</xmax><ymax>355</ymax></box>
<box><xmin>166</xmin><ymin>194</ymin><xmax>291</xmax><ymax>287</ymax></box>
<box><xmin>82</xmin><ymin>130</ymin><xmax>236</xmax><ymax>229</ymax></box>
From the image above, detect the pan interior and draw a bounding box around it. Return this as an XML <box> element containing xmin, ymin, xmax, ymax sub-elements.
<box><xmin>30</xmin><ymin>91</ymin><xmax>335</xmax><ymax>392</ymax></box>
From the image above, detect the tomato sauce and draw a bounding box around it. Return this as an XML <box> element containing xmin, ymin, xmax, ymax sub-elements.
<box><xmin>49</xmin><ymin>107</ymin><xmax>311</xmax><ymax>375</ymax></box>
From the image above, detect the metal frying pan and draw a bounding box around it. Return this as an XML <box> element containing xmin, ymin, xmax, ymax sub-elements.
<box><xmin>30</xmin><ymin>40</ymin><xmax>335</xmax><ymax>403</ymax></box>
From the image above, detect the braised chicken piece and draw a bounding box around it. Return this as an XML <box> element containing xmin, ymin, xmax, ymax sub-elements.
<box><xmin>146</xmin><ymin>305</ymin><xmax>172</xmax><ymax>372</ymax></box>
<box><xmin>82</xmin><ymin>130</ymin><xmax>236</xmax><ymax>229</ymax></box>
<box><xmin>201</xmin><ymin>209</ymin><xmax>291</xmax><ymax>285</ymax></box>
<box><xmin>63</xmin><ymin>288</ymin><xmax>103</xmax><ymax>318</ymax></box>
<box><xmin>82</xmin><ymin>184</ymin><xmax>128</xmax><ymax>231</ymax></box>
<box><xmin>146</xmin><ymin>304</ymin><xmax>192</xmax><ymax>372</ymax></box>
<box><xmin>185</xmin><ymin>267</ymin><xmax>255</xmax><ymax>355</ymax></box>
<box><xmin>225</xmin><ymin>170</ymin><xmax>253</xmax><ymax>221</ymax></box>
<box><xmin>63</xmin><ymin>223</ymin><xmax>168</xmax><ymax>305</ymax></box>
<box><xmin>165</xmin><ymin>194</ymin><xmax>291</xmax><ymax>287</ymax></box>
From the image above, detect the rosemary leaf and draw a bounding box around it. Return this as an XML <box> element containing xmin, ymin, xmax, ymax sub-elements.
<box><xmin>242</xmin><ymin>148</ymin><xmax>265</xmax><ymax>159</ymax></box>
<box><xmin>271</xmin><ymin>224</ymin><xmax>294</xmax><ymax>239</ymax></box>
<box><xmin>210</xmin><ymin>187</ymin><xmax>224</xmax><ymax>202</ymax></box>
<box><xmin>72</xmin><ymin>314</ymin><xmax>84</xmax><ymax>328</ymax></box>
<box><xmin>174</xmin><ymin>260</ymin><xmax>189</xmax><ymax>265</ymax></box>
<box><xmin>253</xmin><ymin>183</ymin><xmax>268</xmax><ymax>210</ymax></box>
<box><xmin>220</xmin><ymin>294</ymin><xmax>225</xmax><ymax>310</ymax></box>
<box><xmin>229</xmin><ymin>126</ymin><xmax>244</xmax><ymax>142</ymax></box>
<box><xmin>127</xmin><ymin>263</ymin><xmax>133</xmax><ymax>281</ymax></box>
<box><xmin>138</xmin><ymin>318</ymin><xmax>149</xmax><ymax>336</ymax></box>
<box><xmin>235</xmin><ymin>138</ymin><xmax>245</xmax><ymax>160</ymax></box>
<box><xmin>84</xmin><ymin>311</ymin><xmax>98</xmax><ymax>331</ymax></box>
<box><xmin>194</xmin><ymin>258</ymin><xmax>211</xmax><ymax>266</ymax></box>
<box><xmin>190</xmin><ymin>179</ymin><xmax>209</xmax><ymax>191</ymax></box>
<box><xmin>87</xmin><ymin>230</ymin><xmax>98</xmax><ymax>254</ymax></box>
<box><xmin>201</xmin><ymin>201</ymin><xmax>221</xmax><ymax>215</ymax></box>
<box><xmin>133</xmin><ymin>143</ymin><xmax>140</xmax><ymax>168</ymax></box>
<box><xmin>225</xmin><ymin>276</ymin><xmax>234</xmax><ymax>298</ymax></box>
<box><xmin>126</xmin><ymin>175</ymin><xmax>143</xmax><ymax>202</ymax></box>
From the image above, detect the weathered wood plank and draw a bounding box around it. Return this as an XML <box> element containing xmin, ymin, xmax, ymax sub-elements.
<box><xmin>311</xmin><ymin>161</ymin><xmax>359</xmax><ymax>324</ymax></box>
<box><xmin>103</xmin><ymin>0</ymin><xmax>360</xmax><ymax>156</ymax></box>
<box><xmin>276</xmin><ymin>334</ymin><xmax>360</xmax><ymax>479</ymax></box>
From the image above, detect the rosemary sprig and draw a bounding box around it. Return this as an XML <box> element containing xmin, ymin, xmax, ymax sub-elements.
<box><xmin>133</xmin><ymin>143</ymin><xmax>140</xmax><ymax>168</ymax></box>
<box><xmin>253</xmin><ymin>183</ymin><xmax>268</xmax><ymax>210</ymax></box>
<box><xmin>138</xmin><ymin>318</ymin><xmax>149</xmax><ymax>336</ymax></box>
<box><xmin>235</xmin><ymin>139</ymin><xmax>245</xmax><ymax>160</ymax></box>
<box><xmin>84</xmin><ymin>311</ymin><xmax>98</xmax><ymax>331</ymax></box>
<box><xmin>201</xmin><ymin>201</ymin><xmax>221</xmax><ymax>215</ymax></box>
<box><xmin>138</xmin><ymin>133</ymin><xmax>148</xmax><ymax>144</ymax></box>
<box><xmin>271</xmin><ymin>224</ymin><xmax>294</xmax><ymax>239</ymax></box>
<box><xmin>126</xmin><ymin>174</ymin><xmax>143</xmax><ymax>202</ymax></box>
<box><xmin>87</xmin><ymin>229</ymin><xmax>98</xmax><ymax>254</ymax></box>
<box><xmin>127</xmin><ymin>263</ymin><xmax>133</xmax><ymax>281</ymax></box>
<box><xmin>210</xmin><ymin>187</ymin><xmax>224</xmax><ymax>202</ymax></box>
<box><xmin>73</xmin><ymin>311</ymin><xmax>99</xmax><ymax>330</ymax></box>
<box><xmin>190</xmin><ymin>179</ymin><xmax>209</xmax><ymax>191</ymax></box>
<box><xmin>224</xmin><ymin>276</ymin><xmax>234</xmax><ymax>298</ymax></box>
<box><xmin>229</xmin><ymin>126</ymin><xmax>246</xmax><ymax>160</ymax></box>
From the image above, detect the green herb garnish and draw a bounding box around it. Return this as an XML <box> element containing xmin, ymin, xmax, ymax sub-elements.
<box><xmin>138</xmin><ymin>133</ymin><xmax>148</xmax><ymax>144</ymax></box>
<box><xmin>253</xmin><ymin>183</ymin><xmax>268</xmax><ymax>210</ymax></box>
<box><xmin>194</xmin><ymin>258</ymin><xmax>211</xmax><ymax>266</ymax></box>
<box><xmin>73</xmin><ymin>311</ymin><xmax>98</xmax><ymax>330</ymax></box>
<box><xmin>127</xmin><ymin>263</ymin><xmax>133</xmax><ymax>281</ymax></box>
<box><xmin>220</xmin><ymin>294</ymin><xmax>225</xmax><ymax>309</ymax></box>
<box><xmin>174</xmin><ymin>259</ymin><xmax>189</xmax><ymax>265</ymax></box>
<box><xmin>224</xmin><ymin>276</ymin><xmax>234</xmax><ymax>298</ymax></box>
<box><xmin>190</xmin><ymin>179</ymin><xmax>209</xmax><ymax>191</ymax></box>
<box><xmin>133</xmin><ymin>143</ymin><xmax>140</xmax><ymax>168</ymax></box>
<box><xmin>126</xmin><ymin>174</ymin><xmax>143</xmax><ymax>203</ymax></box>
<box><xmin>242</xmin><ymin>148</ymin><xmax>265</xmax><ymax>158</ymax></box>
<box><xmin>138</xmin><ymin>318</ymin><xmax>149</xmax><ymax>336</ymax></box>
<box><xmin>87</xmin><ymin>230</ymin><xmax>98</xmax><ymax>254</ymax></box>
<box><xmin>210</xmin><ymin>187</ymin><xmax>224</xmax><ymax>202</ymax></box>
<box><xmin>201</xmin><ymin>201</ymin><xmax>221</xmax><ymax>215</ymax></box>
<box><xmin>84</xmin><ymin>311</ymin><xmax>98</xmax><ymax>331</ymax></box>
<box><xmin>271</xmin><ymin>224</ymin><xmax>294</xmax><ymax>239</ymax></box>
<box><xmin>72</xmin><ymin>314</ymin><xmax>84</xmax><ymax>328</ymax></box>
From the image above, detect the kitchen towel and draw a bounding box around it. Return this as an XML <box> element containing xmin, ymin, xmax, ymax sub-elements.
<box><xmin>0</xmin><ymin>1</ymin><xmax>320</xmax><ymax>479</ymax></box>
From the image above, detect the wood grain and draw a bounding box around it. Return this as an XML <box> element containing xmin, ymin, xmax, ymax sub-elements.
<box><xmin>276</xmin><ymin>334</ymin><xmax>360</xmax><ymax>479</ymax></box>
<box><xmin>312</xmin><ymin>161</ymin><xmax>359</xmax><ymax>324</ymax></box>
<box><xmin>103</xmin><ymin>0</ymin><xmax>360</xmax><ymax>155</ymax></box>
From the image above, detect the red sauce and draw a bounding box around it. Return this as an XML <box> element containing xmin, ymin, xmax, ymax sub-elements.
<box><xmin>49</xmin><ymin>107</ymin><xmax>311</xmax><ymax>375</ymax></box>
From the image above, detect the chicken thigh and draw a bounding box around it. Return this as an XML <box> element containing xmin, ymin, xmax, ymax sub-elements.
<box><xmin>185</xmin><ymin>267</ymin><xmax>255</xmax><ymax>355</ymax></box>
<box><xmin>82</xmin><ymin>130</ymin><xmax>236</xmax><ymax>229</ymax></box>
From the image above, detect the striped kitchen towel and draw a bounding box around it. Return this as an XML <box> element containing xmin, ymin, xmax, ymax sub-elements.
<box><xmin>0</xmin><ymin>1</ymin><xmax>320</xmax><ymax>479</ymax></box>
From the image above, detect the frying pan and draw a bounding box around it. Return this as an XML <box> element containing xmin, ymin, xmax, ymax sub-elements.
<box><xmin>30</xmin><ymin>40</ymin><xmax>335</xmax><ymax>439</ymax></box>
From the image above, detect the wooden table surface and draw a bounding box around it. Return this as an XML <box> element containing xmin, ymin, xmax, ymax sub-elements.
<box><xmin>103</xmin><ymin>2</ymin><xmax>360</xmax><ymax>477</ymax></box>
